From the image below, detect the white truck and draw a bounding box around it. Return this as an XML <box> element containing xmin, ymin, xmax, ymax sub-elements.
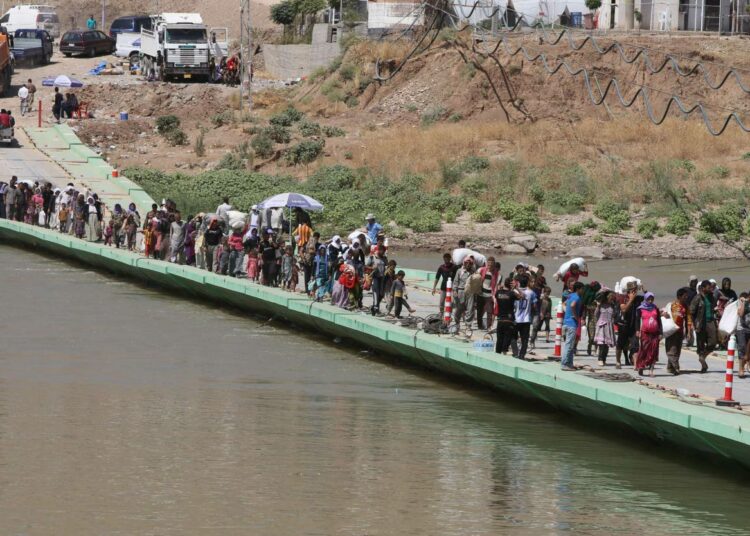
<box><xmin>140</xmin><ymin>13</ymin><xmax>226</xmax><ymax>82</ymax></box>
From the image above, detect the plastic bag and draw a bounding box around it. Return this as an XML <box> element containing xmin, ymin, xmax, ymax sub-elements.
<box><xmin>661</xmin><ymin>302</ymin><xmax>679</xmax><ymax>338</ymax></box>
<box><xmin>555</xmin><ymin>257</ymin><xmax>587</xmax><ymax>277</ymax></box>
<box><xmin>719</xmin><ymin>299</ymin><xmax>739</xmax><ymax>337</ymax></box>
<box><xmin>452</xmin><ymin>248</ymin><xmax>486</xmax><ymax>267</ymax></box>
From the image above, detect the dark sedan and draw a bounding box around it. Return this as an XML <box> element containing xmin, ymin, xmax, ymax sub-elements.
<box><xmin>60</xmin><ymin>30</ymin><xmax>115</xmax><ymax>57</ymax></box>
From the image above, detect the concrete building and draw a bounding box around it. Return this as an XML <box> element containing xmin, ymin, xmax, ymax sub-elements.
<box><xmin>637</xmin><ymin>0</ymin><xmax>750</xmax><ymax>32</ymax></box>
<box><xmin>367</xmin><ymin>0</ymin><xmax>423</xmax><ymax>34</ymax></box>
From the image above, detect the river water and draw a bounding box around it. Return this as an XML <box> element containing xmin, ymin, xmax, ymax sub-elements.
<box><xmin>0</xmin><ymin>244</ymin><xmax>748</xmax><ymax>535</ymax></box>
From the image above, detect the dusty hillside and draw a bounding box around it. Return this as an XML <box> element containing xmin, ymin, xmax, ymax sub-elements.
<box><xmin>65</xmin><ymin>30</ymin><xmax>750</xmax><ymax>258</ymax></box>
<box><xmin>41</xmin><ymin>0</ymin><xmax>276</xmax><ymax>37</ymax></box>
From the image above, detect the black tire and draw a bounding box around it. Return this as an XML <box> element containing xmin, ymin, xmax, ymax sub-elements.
<box><xmin>43</xmin><ymin>53</ymin><xmax>50</xmax><ymax>65</ymax></box>
<box><xmin>88</xmin><ymin>47</ymin><xmax>96</xmax><ymax>57</ymax></box>
<box><xmin>129</xmin><ymin>52</ymin><xmax>139</xmax><ymax>63</ymax></box>
<box><xmin>64</xmin><ymin>52</ymin><xmax>72</xmax><ymax>57</ymax></box>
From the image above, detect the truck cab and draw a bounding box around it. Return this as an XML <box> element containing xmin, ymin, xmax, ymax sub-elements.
<box><xmin>141</xmin><ymin>13</ymin><xmax>214</xmax><ymax>81</ymax></box>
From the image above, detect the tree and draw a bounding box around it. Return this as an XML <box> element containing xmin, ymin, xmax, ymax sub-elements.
<box><xmin>270</xmin><ymin>0</ymin><xmax>297</xmax><ymax>26</ymax></box>
<box><xmin>585</xmin><ymin>0</ymin><xmax>602</xmax><ymax>11</ymax></box>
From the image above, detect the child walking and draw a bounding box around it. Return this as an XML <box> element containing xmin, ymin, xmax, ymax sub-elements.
<box><xmin>281</xmin><ymin>245</ymin><xmax>294</xmax><ymax>290</ymax></box>
<box><xmin>103</xmin><ymin>219</ymin><xmax>114</xmax><ymax>246</ymax></box>
<box><xmin>58</xmin><ymin>203</ymin><xmax>69</xmax><ymax>234</ymax></box>
<box><xmin>392</xmin><ymin>270</ymin><xmax>416</xmax><ymax>318</ymax></box>
<box><xmin>246</xmin><ymin>246</ymin><xmax>259</xmax><ymax>282</ymax></box>
<box><xmin>594</xmin><ymin>290</ymin><xmax>617</xmax><ymax>366</ymax></box>
<box><xmin>531</xmin><ymin>286</ymin><xmax>552</xmax><ymax>347</ymax></box>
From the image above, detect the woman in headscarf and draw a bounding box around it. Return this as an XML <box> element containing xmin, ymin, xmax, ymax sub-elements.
<box><xmin>313</xmin><ymin>244</ymin><xmax>330</xmax><ymax>301</ymax></box>
<box><xmin>635</xmin><ymin>292</ymin><xmax>663</xmax><ymax>376</ymax></box>
<box><xmin>330</xmin><ymin>259</ymin><xmax>350</xmax><ymax>309</ymax></box>
<box><xmin>85</xmin><ymin>196</ymin><xmax>99</xmax><ymax>241</ymax></box>
<box><xmin>74</xmin><ymin>194</ymin><xmax>86</xmax><ymax>239</ymax></box>
<box><xmin>183</xmin><ymin>215</ymin><xmax>196</xmax><ymax>266</ymax></box>
<box><xmin>582</xmin><ymin>281</ymin><xmax>602</xmax><ymax>356</ymax></box>
<box><xmin>31</xmin><ymin>187</ymin><xmax>43</xmax><ymax>225</ymax></box>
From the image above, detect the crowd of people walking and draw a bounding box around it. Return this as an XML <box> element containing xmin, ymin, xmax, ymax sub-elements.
<box><xmin>1</xmin><ymin>180</ymin><xmax>744</xmax><ymax>380</ymax></box>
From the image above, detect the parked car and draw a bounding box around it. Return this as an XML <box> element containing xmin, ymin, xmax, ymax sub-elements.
<box><xmin>109</xmin><ymin>15</ymin><xmax>151</xmax><ymax>38</ymax></box>
<box><xmin>11</xmin><ymin>29</ymin><xmax>54</xmax><ymax>65</ymax></box>
<box><xmin>60</xmin><ymin>30</ymin><xmax>115</xmax><ymax>57</ymax></box>
<box><xmin>0</xmin><ymin>5</ymin><xmax>60</xmax><ymax>38</ymax></box>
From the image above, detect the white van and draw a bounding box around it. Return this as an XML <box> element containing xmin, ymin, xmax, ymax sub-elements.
<box><xmin>0</xmin><ymin>5</ymin><xmax>60</xmax><ymax>38</ymax></box>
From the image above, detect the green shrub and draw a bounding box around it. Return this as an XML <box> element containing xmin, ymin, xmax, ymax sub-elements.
<box><xmin>581</xmin><ymin>217</ymin><xmax>597</xmax><ymax>229</ymax></box>
<box><xmin>156</xmin><ymin>115</ymin><xmax>180</xmax><ymax>133</ymax></box>
<box><xmin>194</xmin><ymin>128</ymin><xmax>206</xmax><ymax>157</ymax></box>
<box><xmin>471</xmin><ymin>203</ymin><xmax>494</xmax><ymax>223</ymax></box>
<box><xmin>251</xmin><ymin>134</ymin><xmax>274</xmax><ymax>158</ymax></box>
<box><xmin>664</xmin><ymin>209</ymin><xmax>691</xmax><ymax>236</ymax></box>
<box><xmin>711</xmin><ymin>165</ymin><xmax>730</xmax><ymax>179</ymax></box>
<box><xmin>358</xmin><ymin>75</ymin><xmax>373</xmax><ymax>92</ymax></box>
<box><xmin>497</xmin><ymin>198</ymin><xmax>522</xmax><ymax>220</ymax></box>
<box><xmin>566</xmin><ymin>223</ymin><xmax>584</xmax><ymax>236</ymax></box>
<box><xmin>440</xmin><ymin>161</ymin><xmax>463</xmax><ymax>187</ymax></box>
<box><xmin>594</xmin><ymin>199</ymin><xmax>630</xmax><ymax>232</ymax></box>
<box><xmin>405</xmin><ymin>103</ymin><xmax>418</xmax><ymax>113</ymax></box>
<box><xmin>264</xmin><ymin>124</ymin><xmax>292</xmax><ymax>144</ymax></box>
<box><xmin>211</xmin><ymin>110</ymin><xmax>234</xmax><ymax>127</ymax></box>
<box><xmin>217</xmin><ymin>152</ymin><xmax>245</xmax><ymax>171</ymax></box>
<box><xmin>298</xmin><ymin>120</ymin><xmax>321</xmax><ymax>137</ymax></box>
<box><xmin>636</xmin><ymin>218</ymin><xmax>659</xmax><ymax>239</ymax></box>
<box><xmin>165</xmin><ymin>129</ymin><xmax>187</xmax><ymax>146</ymax></box>
<box><xmin>695</xmin><ymin>230</ymin><xmax>713</xmax><ymax>244</ymax></box>
<box><xmin>322</xmin><ymin>125</ymin><xmax>345</xmax><ymax>137</ymax></box>
<box><xmin>600</xmin><ymin>219</ymin><xmax>626</xmax><ymax>235</ymax></box>
<box><xmin>339</xmin><ymin>63</ymin><xmax>357</xmax><ymax>81</ymax></box>
<box><xmin>309</xmin><ymin>66</ymin><xmax>328</xmax><ymax>82</ymax></box>
<box><xmin>421</xmin><ymin>106</ymin><xmax>446</xmax><ymax>126</ymax></box>
<box><xmin>699</xmin><ymin>205</ymin><xmax>744</xmax><ymax>241</ymax></box>
<box><xmin>345</xmin><ymin>95</ymin><xmax>359</xmax><ymax>108</ymax></box>
<box><xmin>511</xmin><ymin>208</ymin><xmax>544</xmax><ymax>232</ymax></box>
<box><xmin>461</xmin><ymin>177</ymin><xmax>488</xmax><ymax>197</ymax></box>
<box><xmin>545</xmin><ymin>191</ymin><xmax>585</xmax><ymax>214</ymax></box>
<box><xmin>328</xmin><ymin>56</ymin><xmax>342</xmax><ymax>73</ymax></box>
<box><xmin>528</xmin><ymin>183</ymin><xmax>545</xmax><ymax>203</ymax></box>
<box><xmin>460</xmin><ymin>155</ymin><xmax>490</xmax><ymax>173</ymax></box>
<box><xmin>343</xmin><ymin>151</ymin><xmax>353</xmax><ymax>160</ymax></box>
<box><xmin>445</xmin><ymin>208</ymin><xmax>459</xmax><ymax>223</ymax></box>
<box><xmin>410</xmin><ymin>211</ymin><xmax>442</xmax><ymax>232</ymax></box>
<box><xmin>285</xmin><ymin>139</ymin><xmax>325</xmax><ymax>166</ymax></box>
<box><xmin>448</xmin><ymin>113</ymin><xmax>463</xmax><ymax>123</ymax></box>
<box><xmin>270</xmin><ymin>106</ymin><xmax>304</xmax><ymax>127</ymax></box>
<box><xmin>672</xmin><ymin>159</ymin><xmax>695</xmax><ymax>173</ymax></box>
<box><xmin>743</xmin><ymin>152</ymin><xmax>750</xmax><ymax>161</ymax></box>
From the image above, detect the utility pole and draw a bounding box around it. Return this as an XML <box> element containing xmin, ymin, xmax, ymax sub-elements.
<box><xmin>101</xmin><ymin>0</ymin><xmax>106</xmax><ymax>31</ymax></box>
<box><xmin>239</xmin><ymin>0</ymin><xmax>253</xmax><ymax>111</ymax></box>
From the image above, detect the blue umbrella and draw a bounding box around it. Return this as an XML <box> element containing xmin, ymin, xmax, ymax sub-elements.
<box><xmin>257</xmin><ymin>192</ymin><xmax>323</xmax><ymax>211</ymax></box>
<box><xmin>41</xmin><ymin>75</ymin><xmax>84</xmax><ymax>88</ymax></box>
<box><xmin>257</xmin><ymin>193</ymin><xmax>323</xmax><ymax>238</ymax></box>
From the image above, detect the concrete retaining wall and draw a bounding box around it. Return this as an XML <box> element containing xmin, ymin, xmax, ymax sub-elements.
<box><xmin>263</xmin><ymin>42</ymin><xmax>341</xmax><ymax>79</ymax></box>
<box><xmin>2</xmin><ymin>218</ymin><xmax>750</xmax><ymax>470</ymax></box>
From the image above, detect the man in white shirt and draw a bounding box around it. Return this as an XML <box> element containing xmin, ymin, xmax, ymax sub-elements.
<box><xmin>514</xmin><ymin>275</ymin><xmax>538</xmax><ymax>360</ymax></box>
<box><xmin>18</xmin><ymin>84</ymin><xmax>29</xmax><ymax>116</ymax></box>
<box><xmin>215</xmin><ymin>196</ymin><xmax>232</xmax><ymax>231</ymax></box>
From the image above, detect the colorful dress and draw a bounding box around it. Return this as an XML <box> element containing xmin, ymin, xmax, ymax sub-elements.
<box><xmin>636</xmin><ymin>305</ymin><xmax>663</xmax><ymax>370</ymax></box>
<box><xmin>594</xmin><ymin>304</ymin><xmax>616</xmax><ymax>347</ymax></box>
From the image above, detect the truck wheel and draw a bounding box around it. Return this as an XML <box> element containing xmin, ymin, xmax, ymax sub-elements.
<box><xmin>43</xmin><ymin>53</ymin><xmax>50</xmax><ymax>65</ymax></box>
<box><xmin>64</xmin><ymin>52</ymin><xmax>72</xmax><ymax>57</ymax></box>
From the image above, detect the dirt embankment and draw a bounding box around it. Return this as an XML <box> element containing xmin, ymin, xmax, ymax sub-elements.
<box><xmin>61</xmin><ymin>30</ymin><xmax>750</xmax><ymax>261</ymax></box>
